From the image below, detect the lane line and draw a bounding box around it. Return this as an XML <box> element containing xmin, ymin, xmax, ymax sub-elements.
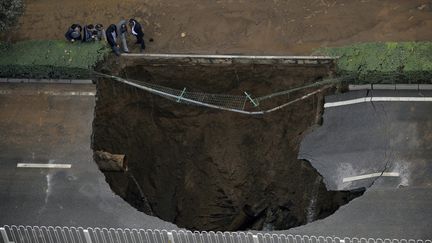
<box><xmin>0</xmin><ymin>90</ymin><xmax>95</xmax><ymax>96</ymax></box>
<box><xmin>17</xmin><ymin>163</ymin><xmax>72</xmax><ymax>169</ymax></box>
<box><xmin>0</xmin><ymin>78</ymin><xmax>93</xmax><ymax>84</ymax></box>
<box><xmin>325</xmin><ymin>97</ymin><xmax>432</xmax><ymax>108</ymax></box>
<box><xmin>343</xmin><ymin>172</ymin><xmax>400</xmax><ymax>183</ymax></box>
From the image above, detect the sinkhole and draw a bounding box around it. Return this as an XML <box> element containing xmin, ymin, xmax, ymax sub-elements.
<box><xmin>92</xmin><ymin>57</ymin><xmax>364</xmax><ymax>231</ymax></box>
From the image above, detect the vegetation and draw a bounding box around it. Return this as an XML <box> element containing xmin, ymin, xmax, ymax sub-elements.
<box><xmin>0</xmin><ymin>40</ymin><xmax>109</xmax><ymax>79</ymax></box>
<box><xmin>2</xmin><ymin>40</ymin><xmax>431</xmax><ymax>82</ymax></box>
<box><xmin>314</xmin><ymin>42</ymin><xmax>432</xmax><ymax>84</ymax></box>
<box><xmin>0</xmin><ymin>0</ymin><xmax>24</xmax><ymax>32</ymax></box>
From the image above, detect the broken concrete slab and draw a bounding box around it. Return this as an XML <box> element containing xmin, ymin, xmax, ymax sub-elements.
<box><xmin>94</xmin><ymin>150</ymin><xmax>127</xmax><ymax>172</ymax></box>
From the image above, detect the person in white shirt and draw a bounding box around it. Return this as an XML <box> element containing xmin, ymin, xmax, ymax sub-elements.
<box><xmin>128</xmin><ymin>18</ymin><xmax>146</xmax><ymax>52</ymax></box>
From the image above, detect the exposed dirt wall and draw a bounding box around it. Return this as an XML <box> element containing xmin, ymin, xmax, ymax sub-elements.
<box><xmin>92</xmin><ymin>63</ymin><xmax>363</xmax><ymax>231</ymax></box>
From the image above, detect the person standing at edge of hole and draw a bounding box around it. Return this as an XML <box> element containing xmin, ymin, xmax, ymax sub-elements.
<box><xmin>117</xmin><ymin>19</ymin><xmax>130</xmax><ymax>53</ymax></box>
<box><xmin>106</xmin><ymin>24</ymin><xmax>121</xmax><ymax>56</ymax></box>
<box><xmin>128</xmin><ymin>18</ymin><xmax>146</xmax><ymax>52</ymax></box>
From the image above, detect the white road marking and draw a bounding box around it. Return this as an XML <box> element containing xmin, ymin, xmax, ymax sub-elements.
<box><xmin>343</xmin><ymin>172</ymin><xmax>400</xmax><ymax>183</ymax></box>
<box><xmin>324</xmin><ymin>97</ymin><xmax>432</xmax><ymax>108</ymax></box>
<box><xmin>0</xmin><ymin>90</ymin><xmax>95</xmax><ymax>96</ymax></box>
<box><xmin>17</xmin><ymin>163</ymin><xmax>72</xmax><ymax>169</ymax></box>
<box><xmin>39</xmin><ymin>91</ymin><xmax>95</xmax><ymax>96</ymax></box>
<box><xmin>0</xmin><ymin>78</ymin><xmax>93</xmax><ymax>84</ymax></box>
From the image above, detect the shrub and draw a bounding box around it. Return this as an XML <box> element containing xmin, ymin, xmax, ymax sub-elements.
<box><xmin>314</xmin><ymin>42</ymin><xmax>432</xmax><ymax>84</ymax></box>
<box><xmin>0</xmin><ymin>0</ymin><xmax>24</xmax><ymax>32</ymax></box>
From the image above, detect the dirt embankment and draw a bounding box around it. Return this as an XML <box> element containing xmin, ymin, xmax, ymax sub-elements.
<box><xmin>6</xmin><ymin>0</ymin><xmax>432</xmax><ymax>54</ymax></box>
<box><xmin>92</xmin><ymin>62</ymin><xmax>363</xmax><ymax>231</ymax></box>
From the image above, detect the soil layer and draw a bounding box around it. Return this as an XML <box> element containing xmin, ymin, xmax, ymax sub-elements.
<box><xmin>5</xmin><ymin>0</ymin><xmax>432</xmax><ymax>54</ymax></box>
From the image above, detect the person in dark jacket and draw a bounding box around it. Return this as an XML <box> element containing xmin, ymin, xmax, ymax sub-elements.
<box><xmin>128</xmin><ymin>18</ymin><xmax>145</xmax><ymax>51</ymax></box>
<box><xmin>65</xmin><ymin>24</ymin><xmax>82</xmax><ymax>42</ymax></box>
<box><xmin>105</xmin><ymin>24</ymin><xmax>121</xmax><ymax>56</ymax></box>
<box><xmin>82</xmin><ymin>24</ymin><xmax>96</xmax><ymax>42</ymax></box>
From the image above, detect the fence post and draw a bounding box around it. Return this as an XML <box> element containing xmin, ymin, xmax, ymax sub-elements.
<box><xmin>177</xmin><ymin>88</ymin><xmax>187</xmax><ymax>102</ymax></box>
<box><xmin>244</xmin><ymin>92</ymin><xmax>259</xmax><ymax>107</ymax></box>
<box><xmin>0</xmin><ymin>227</ymin><xmax>12</xmax><ymax>243</ymax></box>
<box><xmin>83</xmin><ymin>229</ymin><xmax>93</xmax><ymax>243</ymax></box>
<box><xmin>252</xmin><ymin>235</ymin><xmax>259</xmax><ymax>243</ymax></box>
<box><xmin>168</xmin><ymin>231</ymin><xmax>175</xmax><ymax>243</ymax></box>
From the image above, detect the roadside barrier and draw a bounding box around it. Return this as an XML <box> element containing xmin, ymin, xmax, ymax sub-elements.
<box><xmin>1</xmin><ymin>225</ymin><xmax>430</xmax><ymax>243</ymax></box>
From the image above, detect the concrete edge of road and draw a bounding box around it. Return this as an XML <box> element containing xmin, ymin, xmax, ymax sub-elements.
<box><xmin>121</xmin><ymin>53</ymin><xmax>338</xmax><ymax>60</ymax></box>
<box><xmin>349</xmin><ymin>84</ymin><xmax>432</xmax><ymax>91</ymax></box>
<box><xmin>324</xmin><ymin>96</ymin><xmax>432</xmax><ymax>108</ymax></box>
<box><xmin>0</xmin><ymin>78</ymin><xmax>93</xmax><ymax>84</ymax></box>
<box><xmin>120</xmin><ymin>53</ymin><xmax>337</xmax><ymax>65</ymax></box>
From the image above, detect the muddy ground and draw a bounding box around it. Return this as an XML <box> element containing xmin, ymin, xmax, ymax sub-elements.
<box><xmin>6</xmin><ymin>0</ymin><xmax>432</xmax><ymax>54</ymax></box>
<box><xmin>92</xmin><ymin>62</ymin><xmax>363</xmax><ymax>231</ymax></box>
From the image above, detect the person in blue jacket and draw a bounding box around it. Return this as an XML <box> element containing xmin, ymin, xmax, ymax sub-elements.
<box><xmin>65</xmin><ymin>24</ymin><xmax>82</xmax><ymax>42</ymax></box>
<box><xmin>82</xmin><ymin>24</ymin><xmax>96</xmax><ymax>42</ymax></box>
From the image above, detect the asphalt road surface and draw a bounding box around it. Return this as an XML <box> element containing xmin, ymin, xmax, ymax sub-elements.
<box><xmin>293</xmin><ymin>89</ymin><xmax>432</xmax><ymax>239</ymax></box>
<box><xmin>0</xmin><ymin>83</ymin><xmax>430</xmax><ymax>240</ymax></box>
<box><xmin>0</xmin><ymin>83</ymin><xmax>177</xmax><ymax>230</ymax></box>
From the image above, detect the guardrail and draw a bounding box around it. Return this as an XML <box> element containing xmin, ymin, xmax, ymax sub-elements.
<box><xmin>1</xmin><ymin>226</ymin><xmax>430</xmax><ymax>243</ymax></box>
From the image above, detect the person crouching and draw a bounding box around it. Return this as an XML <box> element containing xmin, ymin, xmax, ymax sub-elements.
<box><xmin>65</xmin><ymin>24</ymin><xmax>82</xmax><ymax>42</ymax></box>
<box><xmin>94</xmin><ymin>24</ymin><xmax>106</xmax><ymax>41</ymax></box>
<box><xmin>82</xmin><ymin>24</ymin><xmax>96</xmax><ymax>42</ymax></box>
<box><xmin>106</xmin><ymin>24</ymin><xmax>121</xmax><ymax>56</ymax></box>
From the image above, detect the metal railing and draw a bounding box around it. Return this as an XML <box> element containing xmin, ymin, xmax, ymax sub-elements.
<box><xmin>1</xmin><ymin>225</ymin><xmax>430</xmax><ymax>243</ymax></box>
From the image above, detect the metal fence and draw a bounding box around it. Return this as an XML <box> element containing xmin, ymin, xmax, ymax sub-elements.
<box><xmin>94</xmin><ymin>72</ymin><xmax>335</xmax><ymax>115</ymax></box>
<box><xmin>1</xmin><ymin>226</ymin><xmax>430</xmax><ymax>243</ymax></box>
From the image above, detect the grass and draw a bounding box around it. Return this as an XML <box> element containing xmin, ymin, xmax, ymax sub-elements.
<box><xmin>1</xmin><ymin>40</ymin><xmax>431</xmax><ymax>83</ymax></box>
<box><xmin>0</xmin><ymin>40</ymin><xmax>110</xmax><ymax>79</ymax></box>
<box><xmin>314</xmin><ymin>42</ymin><xmax>432</xmax><ymax>84</ymax></box>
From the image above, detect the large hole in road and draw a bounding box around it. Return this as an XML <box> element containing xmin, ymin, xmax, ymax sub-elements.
<box><xmin>92</xmin><ymin>61</ymin><xmax>364</xmax><ymax>231</ymax></box>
